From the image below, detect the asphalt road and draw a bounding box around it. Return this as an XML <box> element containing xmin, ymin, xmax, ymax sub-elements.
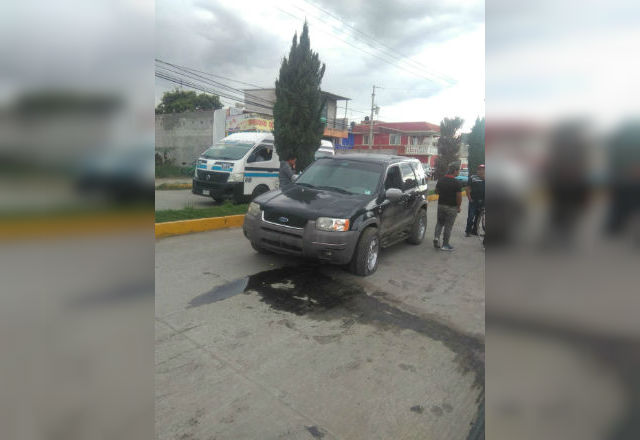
<box><xmin>156</xmin><ymin>199</ymin><xmax>485</xmax><ymax>439</ymax></box>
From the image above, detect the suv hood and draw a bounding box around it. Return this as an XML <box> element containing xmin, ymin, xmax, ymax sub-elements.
<box><xmin>257</xmin><ymin>184</ymin><xmax>370</xmax><ymax>220</ymax></box>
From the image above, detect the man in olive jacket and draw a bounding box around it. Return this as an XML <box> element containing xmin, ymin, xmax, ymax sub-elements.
<box><xmin>279</xmin><ymin>154</ymin><xmax>297</xmax><ymax>190</ymax></box>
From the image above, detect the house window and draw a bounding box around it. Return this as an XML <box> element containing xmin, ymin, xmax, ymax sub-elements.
<box><xmin>389</xmin><ymin>134</ymin><xmax>401</xmax><ymax>145</ymax></box>
<box><xmin>362</xmin><ymin>134</ymin><xmax>370</xmax><ymax>145</ymax></box>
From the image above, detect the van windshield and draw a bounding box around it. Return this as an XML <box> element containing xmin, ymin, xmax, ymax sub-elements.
<box><xmin>314</xmin><ymin>150</ymin><xmax>333</xmax><ymax>160</ymax></box>
<box><xmin>201</xmin><ymin>141</ymin><xmax>254</xmax><ymax>160</ymax></box>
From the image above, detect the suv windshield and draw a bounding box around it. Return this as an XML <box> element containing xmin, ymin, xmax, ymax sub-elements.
<box><xmin>201</xmin><ymin>141</ymin><xmax>255</xmax><ymax>160</ymax></box>
<box><xmin>296</xmin><ymin>159</ymin><xmax>383</xmax><ymax>196</ymax></box>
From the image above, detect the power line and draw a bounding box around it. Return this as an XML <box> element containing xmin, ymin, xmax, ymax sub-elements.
<box><xmin>157</xmin><ymin>59</ymin><xmax>371</xmax><ymax>121</ymax></box>
<box><xmin>155</xmin><ymin>70</ymin><xmax>273</xmax><ymax>111</ymax></box>
<box><xmin>155</xmin><ymin>61</ymin><xmax>277</xmax><ymax>108</ymax></box>
<box><xmin>155</xmin><ymin>60</ymin><xmax>276</xmax><ymax>106</ymax></box>
<box><xmin>155</xmin><ymin>59</ymin><xmax>270</xmax><ymax>91</ymax></box>
<box><xmin>337</xmin><ymin>106</ymin><xmax>369</xmax><ymax>114</ymax></box>
<box><xmin>280</xmin><ymin>1</ymin><xmax>455</xmax><ymax>87</ymax></box>
<box><xmin>298</xmin><ymin>0</ymin><xmax>456</xmax><ymax>85</ymax></box>
<box><xmin>273</xmin><ymin>5</ymin><xmax>446</xmax><ymax>86</ymax></box>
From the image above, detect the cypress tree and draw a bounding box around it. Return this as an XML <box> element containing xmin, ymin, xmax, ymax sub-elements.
<box><xmin>273</xmin><ymin>21</ymin><xmax>326</xmax><ymax>171</ymax></box>
<box><xmin>467</xmin><ymin>117</ymin><xmax>485</xmax><ymax>174</ymax></box>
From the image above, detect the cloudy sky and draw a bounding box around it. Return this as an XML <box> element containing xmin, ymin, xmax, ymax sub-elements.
<box><xmin>156</xmin><ymin>0</ymin><xmax>484</xmax><ymax>131</ymax></box>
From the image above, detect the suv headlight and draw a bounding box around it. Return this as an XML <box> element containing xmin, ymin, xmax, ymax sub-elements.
<box><xmin>316</xmin><ymin>217</ymin><xmax>350</xmax><ymax>232</ymax></box>
<box><xmin>228</xmin><ymin>172</ymin><xmax>244</xmax><ymax>182</ymax></box>
<box><xmin>247</xmin><ymin>202</ymin><xmax>261</xmax><ymax>217</ymax></box>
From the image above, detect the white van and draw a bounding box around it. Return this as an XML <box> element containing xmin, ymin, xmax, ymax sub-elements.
<box><xmin>192</xmin><ymin>132</ymin><xmax>279</xmax><ymax>203</ymax></box>
<box><xmin>314</xmin><ymin>140</ymin><xmax>335</xmax><ymax>160</ymax></box>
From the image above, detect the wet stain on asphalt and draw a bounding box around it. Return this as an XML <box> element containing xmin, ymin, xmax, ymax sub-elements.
<box><xmin>398</xmin><ymin>363</ymin><xmax>417</xmax><ymax>373</ymax></box>
<box><xmin>188</xmin><ymin>277</ymin><xmax>248</xmax><ymax>307</ymax></box>
<box><xmin>188</xmin><ymin>265</ymin><xmax>484</xmax><ymax>389</ymax></box>
<box><xmin>305</xmin><ymin>425</ymin><xmax>326</xmax><ymax>438</ymax></box>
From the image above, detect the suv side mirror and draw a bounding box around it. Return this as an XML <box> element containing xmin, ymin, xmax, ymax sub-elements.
<box><xmin>385</xmin><ymin>188</ymin><xmax>403</xmax><ymax>202</ymax></box>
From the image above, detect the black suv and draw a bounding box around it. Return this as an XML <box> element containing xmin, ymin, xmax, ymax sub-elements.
<box><xmin>242</xmin><ymin>154</ymin><xmax>429</xmax><ymax>276</ymax></box>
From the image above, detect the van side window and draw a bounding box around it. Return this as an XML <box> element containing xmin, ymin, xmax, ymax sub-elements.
<box><xmin>384</xmin><ymin>166</ymin><xmax>403</xmax><ymax>190</ymax></box>
<box><xmin>400</xmin><ymin>162</ymin><xmax>418</xmax><ymax>190</ymax></box>
<box><xmin>251</xmin><ymin>145</ymin><xmax>273</xmax><ymax>163</ymax></box>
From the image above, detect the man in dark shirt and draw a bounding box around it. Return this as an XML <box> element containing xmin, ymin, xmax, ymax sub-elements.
<box><xmin>465</xmin><ymin>164</ymin><xmax>485</xmax><ymax>237</ymax></box>
<box><xmin>434</xmin><ymin>163</ymin><xmax>463</xmax><ymax>251</ymax></box>
<box><xmin>279</xmin><ymin>154</ymin><xmax>297</xmax><ymax>190</ymax></box>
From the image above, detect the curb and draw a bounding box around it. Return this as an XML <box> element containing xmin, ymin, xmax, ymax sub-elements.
<box><xmin>154</xmin><ymin>194</ymin><xmax>448</xmax><ymax>238</ymax></box>
<box><xmin>155</xmin><ymin>214</ymin><xmax>245</xmax><ymax>238</ymax></box>
<box><xmin>1</xmin><ymin>213</ymin><xmax>153</xmax><ymax>241</ymax></box>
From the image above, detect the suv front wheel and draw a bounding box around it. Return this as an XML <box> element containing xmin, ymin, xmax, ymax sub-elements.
<box><xmin>350</xmin><ymin>227</ymin><xmax>379</xmax><ymax>276</ymax></box>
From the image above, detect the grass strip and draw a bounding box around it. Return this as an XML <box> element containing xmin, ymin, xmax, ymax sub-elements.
<box><xmin>155</xmin><ymin>202</ymin><xmax>248</xmax><ymax>223</ymax></box>
<box><xmin>156</xmin><ymin>183</ymin><xmax>193</xmax><ymax>190</ymax></box>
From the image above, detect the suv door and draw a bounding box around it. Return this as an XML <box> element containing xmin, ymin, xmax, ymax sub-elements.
<box><xmin>398</xmin><ymin>162</ymin><xmax>420</xmax><ymax>229</ymax></box>
<box><xmin>380</xmin><ymin>165</ymin><xmax>404</xmax><ymax>237</ymax></box>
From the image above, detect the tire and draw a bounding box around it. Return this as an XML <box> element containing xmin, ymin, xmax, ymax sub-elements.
<box><xmin>251</xmin><ymin>241</ymin><xmax>271</xmax><ymax>254</ymax></box>
<box><xmin>251</xmin><ymin>185</ymin><xmax>269</xmax><ymax>200</ymax></box>
<box><xmin>349</xmin><ymin>227</ymin><xmax>380</xmax><ymax>276</ymax></box>
<box><xmin>406</xmin><ymin>208</ymin><xmax>427</xmax><ymax>244</ymax></box>
<box><xmin>232</xmin><ymin>195</ymin><xmax>249</xmax><ymax>204</ymax></box>
<box><xmin>211</xmin><ymin>196</ymin><xmax>224</xmax><ymax>204</ymax></box>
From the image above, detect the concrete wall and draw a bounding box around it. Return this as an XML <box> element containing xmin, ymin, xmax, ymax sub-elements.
<box><xmin>155</xmin><ymin>111</ymin><xmax>214</xmax><ymax>166</ymax></box>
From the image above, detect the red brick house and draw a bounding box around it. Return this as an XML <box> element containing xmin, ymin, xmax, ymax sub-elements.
<box><xmin>351</xmin><ymin>121</ymin><xmax>441</xmax><ymax>167</ymax></box>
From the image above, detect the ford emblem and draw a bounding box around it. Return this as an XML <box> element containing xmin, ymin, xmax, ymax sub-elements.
<box><xmin>279</xmin><ymin>217</ymin><xmax>289</xmax><ymax>223</ymax></box>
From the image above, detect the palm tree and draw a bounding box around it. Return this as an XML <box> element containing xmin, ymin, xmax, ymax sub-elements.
<box><xmin>435</xmin><ymin>117</ymin><xmax>464</xmax><ymax>179</ymax></box>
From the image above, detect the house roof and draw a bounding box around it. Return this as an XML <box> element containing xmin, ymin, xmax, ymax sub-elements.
<box><xmin>352</xmin><ymin>121</ymin><xmax>440</xmax><ymax>134</ymax></box>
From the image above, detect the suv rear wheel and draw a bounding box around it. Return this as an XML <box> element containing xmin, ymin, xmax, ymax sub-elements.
<box><xmin>350</xmin><ymin>227</ymin><xmax>379</xmax><ymax>276</ymax></box>
<box><xmin>407</xmin><ymin>208</ymin><xmax>427</xmax><ymax>244</ymax></box>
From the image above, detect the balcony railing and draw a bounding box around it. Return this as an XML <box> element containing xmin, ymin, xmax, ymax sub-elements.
<box><xmin>404</xmin><ymin>144</ymin><xmax>438</xmax><ymax>155</ymax></box>
<box><xmin>324</xmin><ymin>117</ymin><xmax>349</xmax><ymax>131</ymax></box>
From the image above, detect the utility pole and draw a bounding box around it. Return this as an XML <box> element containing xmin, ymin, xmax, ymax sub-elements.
<box><xmin>344</xmin><ymin>100</ymin><xmax>348</xmax><ymax>130</ymax></box>
<box><xmin>368</xmin><ymin>85</ymin><xmax>376</xmax><ymax>149</ymax></box>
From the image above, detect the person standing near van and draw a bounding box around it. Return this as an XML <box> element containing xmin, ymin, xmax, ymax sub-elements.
<box><xmin>279</xmin><ymin>155</ymin><xmax>297</xmax><ymax>190</ymax></box>
<box><xmin>465</xmin><ymin>164</ymin><xmax>485</xmax><ymax>237</ymax></box>
<box><xmin>434</xmin><ymin>162</ymin><xmax>463</xmax><ymax>251</ymax></box>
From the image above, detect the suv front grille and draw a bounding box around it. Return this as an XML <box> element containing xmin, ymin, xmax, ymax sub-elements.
<box><xmin>197</xmin><ymin>170</ymin><xmax>229</xmax><ymax>183</ymax></box>
<box><xmin>263</xmin><ymin>210</ymin><xmax>308</xmax><ymax>228</ymax></box>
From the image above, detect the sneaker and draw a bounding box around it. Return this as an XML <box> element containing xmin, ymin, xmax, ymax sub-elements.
<box><xmin>465</xmin><ymin>232</ymin><xmax>471</xmax><ymax>237</ymax></box>
<box><xmin>441</xmin><ymin>244</ymin><xmax>454</xmax><ymax>251</ymax></box>
<box><xmin>433</xmin><ymin>239</ymin><xmax>440</xmax><ymax>249</ymax></box>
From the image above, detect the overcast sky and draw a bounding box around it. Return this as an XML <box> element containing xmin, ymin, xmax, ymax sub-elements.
<box><xmin>156</xmin><ymin>0</ymin><xmax>484</xmax><ymax>131</ymax></box>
